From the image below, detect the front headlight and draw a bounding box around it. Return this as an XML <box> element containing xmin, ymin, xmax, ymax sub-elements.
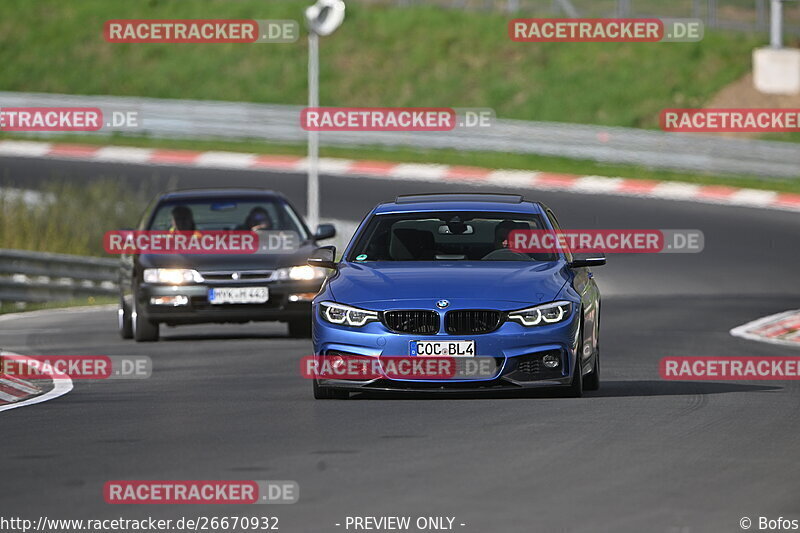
<box><xmin>508</xmin><ymin>301</ymin><xmax>572</xmax><ymax>326</ymax></box>
<box><xmin>143</xmin><ymin>268</ymin><xmax>204</xmax><ymax>285</ymax></box>
<box><xmin>319</xmin><ymin>301</ymin><xmax>379</xmax><ymax>327</ymax></box>
<box><xmin>275</xmin><ymin>265</ymin><xmax>326</xmax><ymax>281</ymax></box>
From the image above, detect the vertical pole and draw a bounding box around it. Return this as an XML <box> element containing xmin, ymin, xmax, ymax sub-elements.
<box><xmin>307</xmin><ymin>31</ymin><xmax>320</xmax><ymax>231</ymax></box>
<box><xmin>708</xmin><ymin>0</ymin><xmax>717</xmax><ymax>28</ymax></box>
<box><xmin>618</xmin><ymin>0</ymin><xmax>631</xmax><ymax>18</ymax></box>
<box><xmin>770</xmin><ymin>0</ymin><xmax>784</xmax><ymax>48</ymax></box>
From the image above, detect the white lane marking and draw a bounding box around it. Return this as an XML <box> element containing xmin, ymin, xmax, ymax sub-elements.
<box><xmin>194</xmin><ymin>151</ymin><xmax>257</xmax><ymax>168</ymax></box>
<box><xmin>0</xmin><ymin>140</ymin><xmax>52</xmax><ymax>157</ymax></box>
<box><xmin>571</xmin><ymin>176</ymin><xmax>624</xmax><ymax>192</ymax></box>
<box><xmin>486</xmin><ymin>169</ymin><xmax>539</xmax><ymax>187</ymax></box>
<box><xmin>390</xmin><ymin>163</ymin><xmax>448</xmax><ymax>180</ymax></box>
<box><xmin>314</xmin><ymin>158</ymin><xmax>356</xmax><ymax>175</ymax></box>
<box><xmin>94</xmin><ymin>146</ymin><xmax>153</xmax><ymax>163</ymax></box>
<box><xmin>730</xmin><ymin>309</ymin><xmax>800</xmax><ymax>348</ymax></box>
<box><xmin>0</xmin><ymin>351</ymin><xmax>73</xmax><ymax>413</ymax></box>
<box><xmin>728</xmin><ymin>189</ymin><xmax>779</xmax><ymax>207</ymax></box>
<box><xmin>650</xmin><ymin>182</ymin><xmax>702</xmax><ymax>199</ymax></box>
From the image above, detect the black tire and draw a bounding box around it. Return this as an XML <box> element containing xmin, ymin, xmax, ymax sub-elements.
<box><xmin>565</xmin><ymin>325</ymin><xmax>584</xmax><ymax>398</ymax></box>
<box><xmin>132</xmin><ymin>297</ymin><xmax>159</xmax><ymax>342</ymax></box>
<box><xmin>313</xmin><ymin>379</ymin><xmax>349</xmax><ymax>400</ymax></box>
<box><xmin>583</xmin><ymin>303</ymin><xmax>601</xmax><ymax>391</ymax></box>
<box><xmin>288</xmin><ymin>318</ymin><xmax>312</xmax><ymax>338</ymax></box>
<box><xmin>118</xmin><ymin>297</ymin><xmax>133</xmax><ymax>340</ymax></box>
<box><xmin>583</xmin><ymin>348</ymin><xmax>600</xmax><ymax>391</ymax></box>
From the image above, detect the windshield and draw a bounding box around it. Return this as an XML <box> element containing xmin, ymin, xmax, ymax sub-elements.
<box><xmin>347</xmin><ymin>211</ymin><xmax>558</xmax><ymax>262</ymax></box>
<box><xmin>148</xmin><ymin>198</ymin><xmax>308</xmax><ymax>238</ymax></box>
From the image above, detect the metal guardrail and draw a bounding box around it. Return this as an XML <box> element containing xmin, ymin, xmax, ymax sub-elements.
<box><xmin>1</xmin><ymin>92</ymin><xmax>799</xmax><ymax>179</ymax></box>
<box><xmin>0</xmin><ymin>249</ymin><xmax>118</xmax><ymax>304</ymax></box>
<box><xmin>0</xmin><ymin>218</ymin><xmax>358</xmax><ymax>305</ymax></box>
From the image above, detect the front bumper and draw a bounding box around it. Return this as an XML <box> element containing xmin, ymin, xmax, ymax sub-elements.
<box><xmin>312</xmin><ymin>309</ymin><xmax>581</xmax><ymax>392</ymax></box>
<box><xmin>138</xmin><ymin>280</ymin><xmax>321</xmax><ymax>325</ymax></box>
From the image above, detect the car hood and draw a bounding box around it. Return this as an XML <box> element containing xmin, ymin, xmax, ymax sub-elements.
<box><xmin>135</xmin><ymin>243</ymin><xmax>317</xmax><ymax>271</ymax></box>
<box><xmin>328</xmin><ymin>262</ymin><xmax>571</xmax><ymax>309</ymax></box>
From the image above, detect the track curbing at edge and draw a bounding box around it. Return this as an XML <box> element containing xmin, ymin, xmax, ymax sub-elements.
<box><xmin>1</xmin><ymin>139</ymin><xmax>799</xmax><ymax>213</ymax></box>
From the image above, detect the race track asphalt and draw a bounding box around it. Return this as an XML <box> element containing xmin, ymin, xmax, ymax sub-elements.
<box><xmin>1</xmin><ymin>156</ymin><xmax>799</xmax><ymax>533</ymax></box>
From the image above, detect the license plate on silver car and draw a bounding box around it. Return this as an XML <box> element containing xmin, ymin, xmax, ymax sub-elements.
<box><xmin>208</xmin><ymin>287</ymin><xmax>269</xmax><ymax>304</ymax></box>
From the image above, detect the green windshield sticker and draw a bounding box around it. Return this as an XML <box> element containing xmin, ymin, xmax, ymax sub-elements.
<box><xmin>356</xmin><ymin>254</ymin><xmax>368</xmax><ymax>261</ymax></box>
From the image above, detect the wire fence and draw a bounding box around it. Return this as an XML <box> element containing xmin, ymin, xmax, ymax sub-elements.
<box><xmin>356</xmin><ymin>0</ymin><xmax>800</xmax><ymax>34</ymax></box>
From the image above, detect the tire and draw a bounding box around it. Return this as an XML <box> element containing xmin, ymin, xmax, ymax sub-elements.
<box><xmin>583</xmin><ymin>348</ymin><xmax>600</xmax><ymax>391</ymax></box>
<box><xmin>132</xmin><ymin>297</ymin><xmax>159</xmax><ymax>342</ymax></box>
<box><xmin>565</xmin><ymin>324</ymin><xmax>584</xmax><ymax>398</ymax></box>
<box><xmin>288</xmin><ymin>318</ymin><xmax>312</xmax><ymax>338</ymax></box>
<box><xmin>313</xmin><ymin>379</ymin><xmax>349</xmax><ymax>400</ymax></box>
<box><xmin>118</xmin><ymin>297</ymin><xmax>133</xmax><ymax>340</ymax></box>
<box><xmin>583</xmin><ymin>303</ymin><xmax>601</xmax><ymax>391</ymax></box>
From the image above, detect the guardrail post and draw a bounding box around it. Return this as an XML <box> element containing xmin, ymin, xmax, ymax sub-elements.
<box><xmin>771</xmin><ymin>0</ymin><xmax>784</xmax><ymax>48</ymax></box>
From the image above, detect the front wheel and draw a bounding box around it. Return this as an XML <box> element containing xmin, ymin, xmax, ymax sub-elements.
<box><xmin>583</xmin><ymin>351</ymin><xmax>600</xmax><ymax>391</ymax></box>
<box><xmin>118</xmin><ymin>297</ymin><xmax>133</xmax><ymax>339</ymax></box>
<box><xmin>565</xmin><ymin>327</ymin><xmax>584</xmax><ymax>398</ymax></box>
<box><xmin>132</xmin><ymin>297</ymin><xmax>159</xmax><ymax>342</ymax></box>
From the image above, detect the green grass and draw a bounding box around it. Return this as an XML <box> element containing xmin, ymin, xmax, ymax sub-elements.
<box><xmin>4</xmin><ymin>132</ymin><xmax>799</xmax><ymax>194</ymax></box>
<box><xmin>0</xmin><ymin>0</ymin><xmax>778</xmax><ymax>133</ymax></box>
<box><xmin>0</xmin><ymin>178</ymin><xmax>154</xmax><ymax>256</ymax></box>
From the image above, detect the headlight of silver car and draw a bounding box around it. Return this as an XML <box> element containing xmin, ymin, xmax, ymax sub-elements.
<box><xmin>143</xmin><ymin>268</ymin><xmax>204</xmax><ymax>285</ymax></box>
<box><xmin>275</xmin><ymin>265</ymin><xmax>327</xmax><ymax>281</ymax></box>
<box><xmin>319</xmin><ymin>301</ymin><xmax>379</xmax><ymax>327</ymax></box>
<box><xmin>508</xmin><ymin>301</ymin><xmax>572</xmax><ymax>326</ymax></box>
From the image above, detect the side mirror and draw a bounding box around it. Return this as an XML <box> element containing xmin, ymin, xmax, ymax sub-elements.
<box><xmin>308</xmin><ymin>245</ymin><xmax>337</xmax><ymax>269</ymax></box>
<box><xmin>314</xmin><ymin>223</ymin><xmax>336</xmax><ymax>241</ymax></box>
<box><xmin>569</xmin><ymin>255</ymin><xmax>606</xmax><ymax>268</ymax></box>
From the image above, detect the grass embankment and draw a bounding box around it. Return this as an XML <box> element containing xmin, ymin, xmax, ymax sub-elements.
<box><xmin>1</xmin><ymin>0</ymin><xmax>798</xmax><ymax>192</ymax></box>
<box><xmin>0</xmin><ymin>180</ymin><xmax>151</xmax><ymax>255</ymax></box>
<box><xmin>0</xmin><ymin>0</ymin><xmax>773</xmax><ymax>132</ymax></box>
<box><xmin>0</xmin><ymin>180</ymin><xmax>150</xmax><ymax>313</ymax></box>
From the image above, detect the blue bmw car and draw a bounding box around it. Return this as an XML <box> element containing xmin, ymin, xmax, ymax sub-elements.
<box><xmin>308</xmin><ymin>193</ymin><xmax>605</xmax><ymax>399</ymax></box>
